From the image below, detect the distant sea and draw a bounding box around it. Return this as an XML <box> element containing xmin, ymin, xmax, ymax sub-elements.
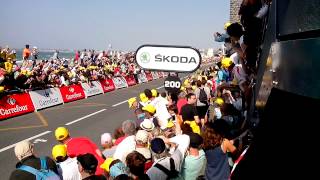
<box><xmin>15</xmin><ymin>50</ymin><xmax>75</xmax><ymax>61</ymax></box>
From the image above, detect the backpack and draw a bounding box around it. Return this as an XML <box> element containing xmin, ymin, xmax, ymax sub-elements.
<box><xmin>198</xmin><ymin>88</ymin><xmax>208</xmax><ymax>104</ymax></box>
<box><xmin>154</xmin><ymin>158</ymin><xmax>179</xmax><ymax>179</ymax></box>
<box><xmin>18</xmin><ymin>157</ymin><xmax>61</xmax><ymax>180</ymax></box>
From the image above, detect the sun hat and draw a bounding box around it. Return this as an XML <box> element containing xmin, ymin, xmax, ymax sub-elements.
<box><xmin>140</xmin><ymin>119</ymin><xmax>155</xmax><ymax>132</ymax></box>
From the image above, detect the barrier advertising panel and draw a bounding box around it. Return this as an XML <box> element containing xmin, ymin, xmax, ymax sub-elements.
<box><xmin>145</xmin><ymin>72</ymin><xmax>153</xmax><ymax>81</ymax></box>
<box><xmin>112</xmin><ymin>77</ymin><xmax>128</xmax><ymax>89</ymax></box>
<box><xmin>125</xmin><ymin>75</ymin><xmax>137</xmax><ymax>86</ymax></box>
<box><xmin>81</xmin><ymin>81</ymin><xmax>104</xmax><ymax>97</ymax></box>
<box><xmin>151</xmin><ymin>72</ymin><xmax>159</xmax><ymax>79</ymax></box>
<box><xmin>137</xmin><ymin>73</ymin><xmax>148</xmax><ymax>84</ymax></box>
<box><xmin>29</xmin><ymin>88</ymin><xmax>64</xmax><ymax>110</ymax></box>
<box><xmin>0</xmin><ymin>93</ymin><xmax>35</xmax><ymax>120</ymax></box>
<box><xmin>100</xmin><ymin>79</ymin><xmax>116</xmax><ymax>93</ymax></box>
<box><xmin>158</xmin><ymin>72</ymin><xmax>163</xmax><ymax>78</ymax></box>
<box><xmin>59</xmin><ymin>84</ymin><xmax>85</xmax><ymax>103</ymax></box>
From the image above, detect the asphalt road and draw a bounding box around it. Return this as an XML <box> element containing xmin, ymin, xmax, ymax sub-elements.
<box><xmin>0</xmin><ymin>76</ymin><xmax>175</xmax><ymax>179</ymax></box>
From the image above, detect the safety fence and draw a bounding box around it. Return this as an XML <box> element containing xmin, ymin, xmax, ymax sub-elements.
<box><xmin>0</xmin><ymin>72</ymin><xmax>168</xmax><ymax>120</ymax></box>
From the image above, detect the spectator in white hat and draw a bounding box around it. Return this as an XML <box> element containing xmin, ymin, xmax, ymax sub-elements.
<box><xmin>135</xmin><ymin>130</ymin><xmax>151</xmax><ymax>160</ymax></box>
<box><xmin>100</xmin><ymin>133</ymin><xmax>116</xmax><ymax>158</ymax></box>
<box><xmin>10</xmin><ymin>141</ymin><xmax>59</xmax><ymax>180</ymax></box>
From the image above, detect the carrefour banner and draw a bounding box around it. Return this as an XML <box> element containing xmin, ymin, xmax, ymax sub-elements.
<box><xmin>81</xmin><ymin>81</ymin><xmax>104</xmax><ymax>97</ymax></box>
<box><xmin>145</xmin><ymin>72</ymin><xmax>153</xmax><ymax>81</ymax></box>
<box><xmin>59</xmin><ymin>84</ymin><xmax>86</xmax><ymax>103</ymax></box>
<box><xmin>0</xmin><ymin>93</ymin><xmax>35</xmax><ymax>120</ymax></box>
<box><xmin>29</xmin><ymin>88</ymin><xmax>64</xmax><ymax>110</ymax></box>
<box><xmin>100</xmin><ymin>79</ymin><xmax>116</xmax><ymax>93</ymax></box>
<box><xmin>125</xmin><ymin>75</ymin><xmax>137</xmax><ymax>86</ymax></box>
<box><xmin>158</xmin><ymin>72</ymin><xmax>163</xmax><ymax>78</ymax></box>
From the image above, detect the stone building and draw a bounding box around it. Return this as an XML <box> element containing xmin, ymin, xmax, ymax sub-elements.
<box><xmin>230</xmin><ymin>0</ymin><xmax>242</xmax><ymax>23</ymax></box>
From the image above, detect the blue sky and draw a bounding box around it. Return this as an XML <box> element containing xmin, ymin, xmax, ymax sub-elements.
<box><xmin>1</xmin><ymin>0</ymin><xmax>229</xmax><ymax>51</ymax></box>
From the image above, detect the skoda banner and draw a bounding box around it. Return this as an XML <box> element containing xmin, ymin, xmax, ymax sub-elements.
<box><xmin>29</xmin><ymin>88</ymin><xmax>64</xmax><ymax>110</ymax></box>
<box><xmin>135</xmin><ymin>45</ymin><xmax>201</xmax><ymax>72</ymax></box>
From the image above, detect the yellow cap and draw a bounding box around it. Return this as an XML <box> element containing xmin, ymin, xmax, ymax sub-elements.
<box><xmin>0</xmin><ymin>86</ymin><xmax>4</xmax><ymax>93</ymax></box>
<box><xmin>221</xmin><ymin>57</ymin><xmax>232</xmax><ymax>68</ymax></box>
<box><xmin>139</xmin><ymin>93</ymin><xmax>149</xmax><ymax>103</ymax></box>
<box><xmin>151</xmin><ymin>89</ymin><xmax>158</xmax><ymax>97</ymax></box>
<box><xmin>180</xmin><ymin>86</ymin><xmax>186</xmax><ymax>91</ymax></box>
<box><xmin>183</xmin><ymin>79</ymin><xmax>189</xmax><ymax>86</ymax></box>
<box><xmin>55</xmin><ymin>127</ymin><xmax>69</xmax><ymax>141</ymax></box>
<box><xmin>52</xmin><ymin>144</ymin><xmax>67</xmax><ymax>161</ymax></box>
<box><xmin>142</xmin><ymin>104</ymin><xmax>156</xmax><ymax>114</ymax></box>
<box><xmin>100</xmin><ymin>157</ymin><xmax>113</xmax><ymax>172</ymax></box>
<box><xmin>128</xmin><ymin>97</ymin><xmax>137</xmax><ymax>108</ymax></box>
<box><xmin>167</xmin><ymin>120</ymin><xmax>175</xmax><ymax>128</ymax></box>
<box><xmin>214</xmin><ymin>98</ymin><xmax>224</xmax><ymax>106</ymax></box>
<box><xmin>224</xmin><ymin>22</ymin><xmax>232</xmax><ymax>30</ymax></box>
<box><xmin>184</xmin><ymin>121</ymin><xmax>200</xmax><ymax>135</ymax></box>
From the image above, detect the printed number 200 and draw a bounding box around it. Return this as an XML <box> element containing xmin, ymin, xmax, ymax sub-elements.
<box><xmin>165</xmin><ymin>81</ymin><xmax>181</xmax><ymax>88</ymax></box>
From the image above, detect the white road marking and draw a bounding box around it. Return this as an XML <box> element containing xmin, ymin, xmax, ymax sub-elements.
<box><xmin>65</xmin><ymin>109</ymin><xmax>106</xmax><ymax>125</ymax></box>
<box><xmin>156</xmin><ymin>85</ymin><xmax>164</xmax><ymax>90</ymax></box>
<box><xmin>0</xmin><ymin>131</ymin><xmax>51</xmax><ymax>153</ymax></box>
<box><xmin>112</xmin><ymin>100</ymin><xmax>128</xmax><ymax>107</ymax></box>
<box><xmin>33</xmin><ymin>138</ymin><xmax>48</xmax><ymax>144</ymax></box>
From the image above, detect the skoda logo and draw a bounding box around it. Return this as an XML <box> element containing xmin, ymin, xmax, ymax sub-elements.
<box><xmin>69</xmin><ymin>87</ymin><xmax>75</xmax><ymax>93</ymax></box>
<box><xmin>7</xmin><ymin>97</ymin><xmax>16</xmax><ymax>105</ymax></box>
<box><xmin>140</xmin><ymin>52</ymin><xmax>150</xmax><ymax>63</ymax></box>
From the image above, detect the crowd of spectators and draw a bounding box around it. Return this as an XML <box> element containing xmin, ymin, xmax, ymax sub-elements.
<box><xmin>0</xmin><ymin>45</ymin><xmax>141</xmax><ymax>94</ymax></box>
<box><xmin>7</xmin><ymin>0</ymin><xmax>271</xmax><ymax>179</ymax></box>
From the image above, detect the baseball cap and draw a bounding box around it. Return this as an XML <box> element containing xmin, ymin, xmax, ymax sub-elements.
<box><xmin>55</xmin><ymin>127</ymin><xmax>69</xmax><ymax>141</ymax></box>
<box><xmin>128</xmin><ymin>97</ymin><xmax>137</xmax><ymax>108</ymax></box>
<box><xmin>52</xmin><ymin>144</ymin><xmax>67</xmax><ymax>161</ymax></box>
<box><xmin>101</xmin><ymin>133</ymin><xmax>112</xmax><ymax>145</ymax></box>
<box><xmin>135</xmin><ymin>130</ymin><xmax>149</xmax><ymax>144</ymax></box>
<box><xmin>100</xmin><ymin>157</ymin><xmax>113</xmax><ymax>172</ymax></box>
<box><xmin>77</xmin><ymin>153</ymin><xmax>98</xmax><ymax>172</ymax></box>
<box><xmin>221</xmin><ymin>57</ymin><xmax>232</xmax><ymax>68</ymax></box>
<box><xmin>166</xmin><ymin>120</ymin><xmax>175</xmax><ymax>128</ymax></box>
<box><xmin>109</xmin><ymin>161</ymin><xmax>129</xmax><ymax>178</ymax></box>
<box><xmin>139</xmin><ymin>93</ymin><xmax>149</xmax><ymax>103</ymax></box>
<box><xmin>142</xmin><ymin>104</ymin><xmax>156</xmax><ymax>114</ymax></box>
<box><xmin>151</xmin><ymin>89</ymin><xmax>158</xmax><ymax>97</ymax></box>
<box><xmin>14</xmin><ymin>141</ymin><xmax>34</xmax><ymax>161</ymax></box>
<box><xmin>214</xmin><ymin>98</ymin><xmax>224</xmax><ymax>106</ymax></box>
<box><xmin>224</xmin><ymin>22</ymin><xmax>232</xmax><ymax>30</ymax></box>
<box><xmin>150</xmin><ymin>138</ymin><xmax>166</xmax><ymax>154</ymax></box>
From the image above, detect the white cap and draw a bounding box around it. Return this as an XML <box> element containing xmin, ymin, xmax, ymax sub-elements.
<box><xmin>101</xmin><ymin>133</ymin><xmax>112</xmax><ymax>145</ymax></box>
<box><xmin>135</xmin><ymin>130</ymin><xmax>149</xmax><ymax>144</ymax></box>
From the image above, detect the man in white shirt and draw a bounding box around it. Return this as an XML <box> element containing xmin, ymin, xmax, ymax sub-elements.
<box><xmin>52</xmin><ymin>144</ymin><xmax>81</xmax><ymax>180</ymax></box>
<box><xmin>113</xmin><ymin>120</ymin><xmax>137</xmax><ymax>163</ymax></box>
